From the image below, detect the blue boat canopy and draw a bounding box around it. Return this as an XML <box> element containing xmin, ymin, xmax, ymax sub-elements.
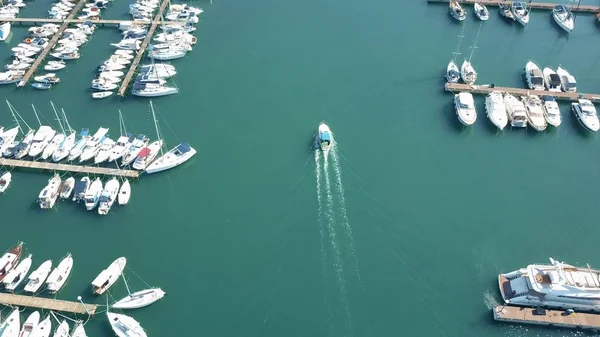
<box><xmin>177</xmin><ymin>142</ymin><xmax>192</xmax><ymax>153</ymax></box>
<box><xmin>320</xmin><ymin>132</ymin><xmax>331</xmax><ymax>141</ymax></box>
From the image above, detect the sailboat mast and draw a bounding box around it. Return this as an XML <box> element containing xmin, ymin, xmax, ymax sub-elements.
<box><xmin>61</xmin><ymin>109</ymin><xmax>74</xmax><ymax>134</ymax></box>
<box><xmin>6</xmin><ymin>100</ymin><xmax>22</xmax><ymax>133</ymax></box>
<box><xmin>31</xmin><ymin>104</ymin><xmax>42</xmax><ymax>127</ymax></box>
<box><xmin>8</xmin><ymin>101</ymin><xmax>32</xmax><ymax>131</ymax></box>
<box><xmin>452</xmin><ymin>21</ymin><xmax>466</xmax><ymax>62</ymax></box>
<box><xmin>467</xmin><ymin>23</ymin><xmax>482</xmax><ymax>63</ymax></box>
<box><xmin>50</xmin><ymin>101</ymin><xmax>65</xmax><ymax>134</ymax></box>
<box><xmin>149</xmin><ymin>101</ymin><xmax>164</xmax><ymax>156</ymax></box>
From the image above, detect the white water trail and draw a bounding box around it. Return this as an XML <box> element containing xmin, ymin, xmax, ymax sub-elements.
<box><xmin>331</xmin><ymin>148</ymin><xmax>361</xmax><ymax>283</ymax></box>
<box><xmin>315</xmin><ymin>150</ymin><xmax>328</xmax><ymax>282</ymax></box>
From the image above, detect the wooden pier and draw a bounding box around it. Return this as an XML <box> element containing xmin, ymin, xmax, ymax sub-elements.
<box><xmin>427</xmin><ymin>0</ymin><xmax>600</xmax><ymax>13</ymax></box>
<box><xmin>16</xmin><ymin>0</ymin><xmax>88</xmax><ymax>88</ymax></box>
<box><xmin>445</xmin><ymin>83</ymin><xmax>600</xmax><ymax>102</ymax></box>
<box><xmin>0</xmin><ymin>293</ymin><xmax>97</xmax><ymax>315</ymax></box>
<box><xmin>0</xmin><ymin>158</ymin><xmax>141</xmax><ymax>178</ymax></box>
<box><xmin>493</xmin><ymin>305</ymin><xmax>600</xmax><ymax>331</ymax></box>
<box><xmin>0</xmin><ymin>17</ymin><xmax>185</xmax><ymax>26</ymax></box>
<box><xmin>118</xmin><ymin>0</ymin><xmax>171</xmax><ymax>97</ymax></box>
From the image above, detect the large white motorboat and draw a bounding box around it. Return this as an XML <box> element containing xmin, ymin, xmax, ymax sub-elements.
<box><xmin>572</xmin><ymin>99</ymin><xmax>600</xmax><ymax>132</ymax></box>
<box><xmin>18</xmin><ymin>311</ymin><xmax>40</xmax><ymax>337</ymax></box>
<box><xmin>46</xmin><ymin>253</ymin><xmax>72</xmax><ymax>294</ymax></box>
<box><xmin>109</xmin><ymin>134</ymin><xmax>134</xmax><ymax>162</ymax></box>
<box><xmin>0</xmin><ymin>172</ymin><xmax>11</xmax><ymax>193</ymax></box>
<box><xmin>449</xmin><ymin>0</ymin><xmax>466</xmax><ymax>21</ymax></box>
<box><xmin>552</xmin><ymin>5</ymin><xmax>574</xmax><ymax>33</ymax></box>
<box><xmin>0</xmin><ymin>308</ymin><xmax>20</xmax><ymax>337</ymax></box>
<box><xmin>91</xmin><ymin>256</ymin><xmax>126</xmax><ymax>294</ymax></box>
<box><xmin>65</xmin><ymin>128</ymin><xmax>91</xmax><ymax>161</ymax></box>
<box><xmin>498</xmin><ymin>258</ymin><xmax>600</xmax><ymax>311</ymax></box>
<box><xmin>72</xmin><ymin>176</ymin><xmax>90</xmax><ymax>203</ymax></box>
<box><xmin>446</xmin><ymin>60</ymin><xmax>460</xmax><ymax>84</ymax></box>
<box><xmin>543</xmin><ymin>67</ymin><xmax>562</xmax><ymax>92</ymax></box>
<box><xmin>41</xmin><ymin>132</ymin><xmax>64</xmax><ymax>160</ymax></box>
<box><xmin>3</xmin><ymin>253</ymin><xmax>32</xmax><ymax>292</ymax></box>
<box><xmin>132</xmin><ymin>140</ymin><xmax>163</xmax><ymax>170</ymax></box>
<box><xmin>97</xmin><ymin>178</ymin><xmax>120</xmax><ymax>215</ymax></box>
<box><xmin>118</xmin><ymin>179</ymin><xmax>131</xmax><ymax>206</ymax></box>
<box><xmin>485</xmin><ymin>91</ymin><xmax>508</xmax><ymax>130</ymax></box>
<box><xmin>473</xmin><ymin>3</ymin><xmax>489</xmax><ymax>20</ymax></box>
<box><xmin>121</xmin><ymin>134</ymin><xmax>149</xmax><ymax>166</ymax></box>
<box><xmin>146</xmin><ymin>142</ymin><xmax>196</xmax><ymax>174</ymax></box>
<box><xmin>317</xmin><ymin>122</ymin><xmax>333</xmax><ymax>154</ymax></box>
<box><xmin>556</xmin><ymin>66</ymin><xmax>577</xmax><ymax>93</ymax></box>
<box><xmin>53</xmin><ymin>320</ymin><xmax>69</xmax><ymax>337</ymax></box>
<box><xmin>84</xmin><ymin>178</ymin><xmax>103</xmax><ymax>210</ymax></box>
<box><xmin>79</xmin><ymin>127</ymin><xmax>109</xmax><ymax>162</ymax></box>
<box><xmin>30</xmin><ymin>316</ymin><xmax>51</xmax><ymax>337</ymax></box>
<box><xmin>94</xmin><ymin>138</ymin><xmax>115</xmax><ymax>164</ymax></box>
<box><xmin>0</xmin><ymin>127</ymin><xmax>19</xmax><ymax>155</ymax></box>
<box><xmin>24</xmin><ymin>260</ymin><xmax>52</xmax><ymax>293</ymax></box>
<box><xmin>107</xmin><ymin>312</ymin><xmax>147</xmax><ymax>337</ymax></box>
<box><xmin>38</xmin><ymin>174</ymin><xmax>61</xmax><ymax>210</ymax></box>
<box><xmin>542</xmin><ymin>96</ymin><xmax>561</xmax><ymax>127</ymax></box>
<box><xmin>524</xmin><ymin>60</ymin><xmax>544</xmax><ymax>91</ymax></box>
<box><xmin>521</xmin><ymin>95</ymin><xmax>547</xmax><ymax>131</ymax></box>
<box><xmin>511</xmin><ymin>1</ymin><xmax>529</xmax><ymax>26</ymax></box>
<box><xmin>112</xmin><ymin>288</ymin><xmax>166</xmax><ymax>310</ymax></box>
<box><xmin>59</xmin><ymin>177</ymin><xmax>75</xmax><ymax>199</ymax></box>
<box><xmin>0</xmin><ymin>22</ymin><xmax>11</xmax><ymax>41</ymax></box>
<box><xmin>504</xmin><ymin>93</ymin><xmax>528</xmax><ymax>128</ymax></box>
<box><xmin>453</xmin><ymin>92</ymin><xmax>477</xmax><ymax>126</ymax></box>
<box><xmin>460</xmin><ymin>60</ymin><xmax>477</xmax><ymax>85</ymax></box>
<box><xmin>29</xmin><ymin>126</ymin><xmax>56</xmax><ymax>158</ymax></box>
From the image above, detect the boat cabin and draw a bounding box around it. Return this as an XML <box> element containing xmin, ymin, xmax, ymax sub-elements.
<box><xmin>547</xmin><ymin>74</ymin><xmax>561</xmax><ymax>90</ymax></box>
<box><xmin>175</xmin><ymin>142</ymin><xmax>192</xmax><ymax>155</ymax></box>
<box><xmin>529</xmin><ymin>68</ymin><xmax>543</xmax><ymax>87</ymax></box>
<box><xmin>560</xmin><ymin>74</ymin><xmax>576</xmax><ymax>91</ymax></box>
<box><xmin>92</xmin><ymin>270</ymin><xmax>113</xmax><ymax>293</ymax></box>
<box><xmin>320</xmin><ymin>132</ymin><xmax>331</xmax><ymax>148</ymax></box>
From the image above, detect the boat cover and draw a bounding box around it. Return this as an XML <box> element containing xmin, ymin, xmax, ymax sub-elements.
<box><xmin>138</xmin><ymin>148</ymin><xmax>150</xmax><ymax>157</ymax></box>
<box><xmin>548</xmin><ymin>74</ymin><xmax>561</xmax><ymax>86</ymax></box>
<box><xmin>91</xmin><ymin>269</ymin><xmax>110</xmax><ymax>287</ymax></box>
<box><xmin>177</xmin><ymin>142</ymin><xmax>191</xmax><ymax>153</ymax></box>
<box><xmin>554</xmin><ymin>5</ymin><xmax>567</xmax><ymax>13</ymax></box>
<box><xmin>320</xmin><ymin>132</ymin><xmax>331</xmax><ymax>141</ymax></box>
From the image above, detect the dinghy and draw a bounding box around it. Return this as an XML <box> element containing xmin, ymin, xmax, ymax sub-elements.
<box><xmin>0</xmin><ymin>172</ymin><xmax>11</xmax><ymax>193</ymax></box>
<box><xmin>24</xmin><ymin>260</ymin><xmax>52</xmax><ymax>293</ymax></box>
<box><xmin>117</xmin><ymin>179</ymin><xmax>130</xmax><ymax>205</ymax></box>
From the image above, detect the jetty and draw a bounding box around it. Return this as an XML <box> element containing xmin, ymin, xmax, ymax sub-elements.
<box><xmin>0</xmin><ymin>293</ymin><xmax>97</xmax><ymax>315</ymax></box>
<box><xmin>17</xmin><ymin>0</ymin><xmax>88</xmax><ymax>88</ymax></box>
<box><xmin>445</xmin><ymin>83</ymin><xmax>600</xmax><ymax>102</ymax></box>
<box><xmin>427</xmin><ymin>0</ymin><xmax>600</xmax><ymax>13</ymax></box>
<box><xmin>1</xmin><ymin>17</ymin><xmax>186</xmax><ymax>26</ymax></box>
<box><xmin>118</xmin><ymin>0</ymin><xmax>171</xmax><ymax>97</ymax></box>
<box><xmin>0</xmin><ymin>158</ymin><xmax>140</xmax><ymax>178</ymax></box>
<box><xmin>493</xmin><ymin>305</ymin><xmax>600</xmax><ymax>331</ymax></box>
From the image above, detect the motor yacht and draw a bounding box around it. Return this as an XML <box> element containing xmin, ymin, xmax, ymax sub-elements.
<box><xmin>543</xmin><ymin>67</ymin><xmax>561</xmax><ymax>92</ymax></box>
<box><xmin>449</xmin><ymin>0</ymin><xmax>466</xmax><ymax>21</ymax></box>
<box><xmin>118</xmin><ymin>179</ymin><xmax>131</xmax><ymax>206</ymax></box>
<box><xmin>556</xmin><ymin>66</ymin><xmax>577</xmax><ymax>92</ymax></box>
<box><xmin>3</xmin><ymin>253</ymin><xmax>32</xmax><ymax>291</ymax></box>
<box><xmin>46</xmin><ymin>253</ymin><xmax>72</xmax><ymax>294</ymax></box>
<box><xmin>485</xmin><ymin>91</ymin><xmax>508</xmax><ymax>130</ymax></box>
<box><xmin>17</xmin><ymin>311</ymin><xmax>40</xmax><ymax>337</ymax></box>
<box><xmin>511</xmin><ymin>1</ymin><xmax>529</xmax><ymax>26</ymax></box>
<box><xmin>38</xmin><ymin>174</ymin><xmax>61</xmax><ymax>210</ymax></box>
<box><xmin>91</xmin><ymin>257</ymin><xmax>125</xmax><ymax>293</ymax></box>
<box><xmin>94</xmin><ymin>138</ymin><xmax>115</xmax><ymax>164</ymax></box>
<box><xmin>64</xmin><ymin>128</ymin><xmax>89</xmax><ymax>162</ymax></box>
<box><xmin>0</xmin><ymin>308</ymin><xmax>20</xmax><ymax>337</ymax></box>
<box><xmin>79</xmin><ymin>127</ymin><xmax>109</xmax><ymax>162</ymax></box>
<box><xmin>473</xmin><ymin>3</ymin><xmax>489</xmax><ymax>20</ymax></box>
<box><xmin>460</xmin><ymin>60</ymin><xmax>477</xmax><ymax>85</ymax></box>
<box><xmin>122</xmin><ymin>134</ymin><xmax>149</xmax><ymax>166</ymax></box>
<box><xmin>0</xmin><ymin>22</ymin><xmax>11</xmax><ymax>41</ymax></box>
<box><xmin>132</xmin><ymin>140</ymin><xmax>163</xmax><ymax>170</ymax></box>
<box><xmin>108</xmin><ymin>133</ymin><xmax>134</xmax><ymax>162</ymax></box>
<box><xmin>33</xmin><ymin>73</ymin><xmax>60</xmax><ymax>84</ymax></box>
<box><xmin>28</xmin><ymin>126</ymin><xmax>56</xmax><ymax>157</ymax></box>
<box><xmin>84</xmin><ymin>178</ymin><xmax>103</xmax><ymax>210</ymax></box>
<box><xmin>44</xmin><ymin>60</ymin><xmax>66</xmax><ymax>71</ymax></box>
<box><xmin>504</xmin><ymin>93</ymin><xmax>528</xmax><ymax>128</ymax></box>
<box><xmin>521</xmin><ymin>95</ymin><xmax>547</xmax><ymax>131</ymax></box>
<box><xmin>24</xmin><ymin>260</ymin><xmax>52</xmax><ymax>293</ymax></box>
<box><xmin>542</xmin><ymin>96</ymin><xmax>561</xmax><ymax>127</ymax></box>
<box><xmin>446</xmin><ymin>60</ymin><xmax>460</xmax><ymax>83</ymax></box>
<box><xmin>97</xmin><ymin>178</ymin><xmax>120</xmax><ymax>215</ymax></box>
<box><xmin>552</xmin><ymin>5</ymin><xmax>574</xmax><ymax>33</ymax></box>
<box><xmin>454</xmin><ymin>92</ymin><xmax>477</xmax><ymax>126</ymax></box>
<box><xmin>572</xmin><ymin>99</ymin><xmax>599</xmax><ymax>132</ymax></box>
<box><xmin>59</xmin><ymin>177</ymin><xmax>75</xmax><ymax>199</ymax></box>
<box><xmin>524</xmin><ymin>60</ymin><xmax>544</xmax><ymax>91</ymax></box>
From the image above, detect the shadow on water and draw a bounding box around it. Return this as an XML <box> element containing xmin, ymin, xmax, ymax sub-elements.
<box><xmin>569</xmin><ymin>115</ymin><xmax>596</xmax><ymax>140</ymax></box>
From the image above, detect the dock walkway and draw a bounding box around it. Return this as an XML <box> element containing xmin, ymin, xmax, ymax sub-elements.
<box><xmin>0</xmin><ymin>158</ymin><xmax>140</xmax><ymax>178</ymax></box>
<box><xmin>17</xmin><ymin>0</ymin><xmax>88</xmax><ymax>88</ymax></box>
<box><xmin>445</xmin><ymin>83</ymin><xmax>600</xmax><ymax>102</ymax></box>
<box><xmin>0</xmin><ymin>293</ymin><xmax>97</xmax><ymax>315</ymax></box>
<box><xmin>493</xmin><ymin>305</ymin><xmax>600</xmax><ymax>330</ymax></box>
<box><xmin>3</xmin><ymin>17</ymin><xmax>185</xmax><ymax>26</ymax></box>
<box><xmin>118</xmin><ymin>0</ymin><xmax>171</xmax><ymax>97</ymax></box>
<box><xmin>427</xmin><ymin>0</ymin><xmax>600</xmax><ymax>13</ymax></box>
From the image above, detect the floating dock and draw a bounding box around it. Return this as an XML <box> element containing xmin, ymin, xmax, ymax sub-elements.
<box><xmin>427</xmin><ymin>0</ymin><xmax>600</xmax><ymax>13</ymax></box>
<box><xmin>445</xmin><ymin>83</ymin><xmax>600</xmax><ymax>102</ymax></box>
<box><xmin>118</xmin><ymin>0</ymin><xmax>171</xmax><ymax>97</ymax></box>
<box><xmin>1</xmin><ymin>17</ymin><xmax>185</xmax><ymax>26</ymax></box>
<box><xmin>17</xmin><ymin>0</ymin><xmax>88</xmax><ymax>88</ymax></box>
<box><xmin>493</xmin><ymin>305</ymin><xmax>600</xmax><ymax>331</ymax></box>
<box><xmin>0</xmin><ymin>158</ymin><xmax>140</xmax><ymax>178</ymax></box>
<box><xmin>0</xmin><ymin>293</ymin><xmax>97</xmax><ymax>315</ymax></box>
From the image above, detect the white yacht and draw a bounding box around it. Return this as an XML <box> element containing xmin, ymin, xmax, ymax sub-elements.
<box><xmin>46</xmin><ymin>253</ymin><xmax>73</xmax><ymax>294</ymax></box>
<box><xmin>12</xmin><ymin>129</ymin><xmax>34</xmax><ymax>159</ymax></box>
<box><xmin>524</xmin><ymin>61</ymin><xmax>544</xmax><ymax>91</ymax></box>
<box><xmin>79</xmin><ymin>127</ymin><xmax>109</xmax><ymax>162</ymax></box>
<box><xmin>94</xmin><ymin>138</ymin><xmax>115</xmax><ymax>164</ymax></box>
<box><xmin>0</xmin><ymin>309</ymin><xmax>20</xmax><ymax>337</ymax></box>
<box><xmin>542</xmin><ymin>96</ymin><xmax>561</xmax><ymax>127</ymax></box>
<box><xmin>132</xmin><ymin>140</ymin><xmax>164</xmax><ymax>170</ymax></box>
<box><xmin>572</xmin><ymin>99</ymin><xmax>600</xmax><ymax>132</ymax></box>
<box><xmin>449</xmin><ymin>0</ymin><xmax>466</xmax><ymax>21</ymax></box>
<box><xmin>473</xmin><ymin>3</ymin><xmax>489</xmax><ymax>21</ymax></box>
<box><xmin>552</xmin><ymin>5</ymin><xmax>574</xmax><ymax>33</ymax></box>
<box><xmin>511</xmin><ymin>1</ymin><xmax>529</xmax><ymax>26</ymax></box>
<box><xmin>460</xmin><ymin>60</ymin><xmax>477</xmax><ymax>85</ymax></box>
<box><xmin>0</xmin><ymin>172</ymin><xmax>11</xmax><ymax>193</ymax></box>
<box><xmin>132</xmin><ymin>83</ymin><xmax>179</xmax><ymax>97</ymax></box>
<box><xmin>0</xmin><ymin>22</ymin><xmax>11</xmax><ymax>41</ymax></box>
<box><xmin>543</xmin><ymin>67</ymin><xmax>561</xmax><ymax>92</ymax></box>
<box><xmin>84</xmin><ymin>178</ymin><xmax>103</xmax><ymax>210</ymax></box>
<box><xmin>522</xmin><ymin>95</ymin><xmax>547</xmax><ymax>131</ymax></box>
<box><xmin>499</xmin><ymin>258</ymin><xmax>600</xmax><ymax>311</ymax></box>
<box><xmin>147</xmin><ymin>49</ymin><xmax>186</xmax><ymax>60</ymax></box>
<box><xmin>3</xmin><ymin>253</ymin><xmax>32</xmax><ymax>291</ymax></box>
<box><xmin>59</xmin><ymin>177</ymin><xmax>75</xmax><ymax>199</ymax></box>
<box><xmin>97</xmin><ymin>178</ymin><xmax>120</xmax><ymax>215</ymax></box>
<box><xmin>446</xmin><ymin>60</ymin><xmax>460</xmax><ymax>84</ymax></box>
<box><xmin>484</xmin><ymin>91</ymin><xmax>508</xmax><ymax>130</ymax></box>
<box><xmin>112</xmin><ymin>288</ymin><xmax>166</xmax><ymax>309</ymax></box>
<box><xmin>108</xmin><ymin>134</ymin><xmax>134</xmax><ymax>162</ymax></box>
<box><xmin>146</xmin><ymin>142</ymin><xmax>196</xmax><ymax>174</ymax></box>
<box><xmin>107</xmin><ymin>313</ymin><xmax>147</xmax><ymax>337</ymax></box>
<box><xmin>53</xmin><ymin>320</ymin><xmax>69</xmax><ymax>337</ymax></box>
<box><xmin>41</xmin><ymin>132</ymin><xmax>64</xmax><ymax>160</ymax></box>
<box><xmin>28</xmin><ymin>126</ymin><xmax>56</xmax><ymax>158</ymax></box>
<box><xmin>30</xmin><ymin>316</ymin><xmax>51</xmax><ymax>337</ymax></box>
<box><xmin>18</xmin><ymin>311</ymin><xmax>40</xmax><ymax>337</ymax></box>
<box><xmin>118</xmin><ymin>179</ymin><xmax>131</xmax><ymax>206</ymax></box>
<box><xmin>65</xmin><ymin>128</ymin><xmax>91</xmax><ymax>161</ymax></box>
<box><xmin>140</xmin><ymin>64</ymin><xmax>176</xmax><ymax>78</ymax></box>
<box><xmin>556</xmin><ymin>66</ymin><xmax>577</xmax><ymax>92</ymax></box>
<box><xmin>121</xmin><ymin>134</ymin><xmax>149</xmax><ymax>166</ymax></box>
<box><xmin>453</xmin><ymin>92</ymin><xmax>477</xmax><ymax>126</ymax></box>
<box><xmin>38</xmin><ymin>174</ymin><xmax>61</xmax><ymax>210</ymax></box>
<box><xmin>24</xmin><ymin>260</ymin><xmax>52</xmax><ymax>293</ymax></box>
<box><xmin>91</xmin><ymin>256</ymin><xmax>126</xmax><ymax>294</ymax></box>
<box><xmin>504</xmin><ymin>93</ymin><xmax>528</xmax><ymax>128</ymax></box>
<box><xmin>72</xmin><ymin>176</ymin><xmax>90</xmax><ymax>203</ymax></box>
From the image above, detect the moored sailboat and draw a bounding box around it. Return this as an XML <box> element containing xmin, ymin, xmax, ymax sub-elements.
<box><xmin>107</xmin><ymin>312</ymin><xmax>147</xmax><ymax>337</ymax></box>
<box><xmin>29</xmin><ymin>316</ymin><xmax>51</xmax><ymax>337</ymax></box>
<box><xmin>18</xmin><ymin>311</ymin><xmax>40</xmax><ymax>337</ymax></box>
<box><xmin>91</xmin><ymin>256</ymin><xmax>126</xmax><ymax>295</ymax></box>
<box><xmin>118</xmin><ymin>179</ymin><xmax>131</xmax><ymax>206</ymax></box>
<box><xmin>0</xmin><ymin>308</ymin><xmax>20</xmax><ymax>337</ymax></box>
<box><xmin>84</xmin><ymin>178</ymin><xmax>103</xmax><ymax>210</ymax></box>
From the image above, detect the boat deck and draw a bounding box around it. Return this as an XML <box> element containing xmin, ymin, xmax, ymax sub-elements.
<box><xmin>427</xmin><ymin>0</ymin><xmax>600</xmax><ymax>13</ymax></box>
<box><xmin>445</xmin><ymin>83</ymin><xmax>600</xmax><ymax>102</ymax></box>
<box><xmin>0</xmin><ymin>293</ymin><xmax>97</xmax><ymax>315</ymax></box>
<box><xmin>0</xmin><ymin>158</ymin><xmax>141</xmax><ymax>178</ymax></box>
<box><xmin>494</xmin><ymin>305</ymin><xmax>600</xmax><ymax>330</ymax></box>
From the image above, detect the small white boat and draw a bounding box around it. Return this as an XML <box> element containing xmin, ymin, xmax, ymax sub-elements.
<box><xmin>99</xmin><ymin>70</ymin><xmax>124</xmax><ymax>78</ymax></box>
<box><xmin>146</xmin><ymin>142</ymin><xmax>196</xmax><ymax>174</ymax></box>
<box><xmin>59</xmin><ymin>177</ymin><xmax>75</xmax><ymax>199</ymax></box>
<box><xmin>0</xmin><ymin>22</ymin><xmax>11</xmax><ymax>41</ymax></box>
<box><xmin>132</xmin><ymin>140</ymin><xmax>163</xmax><ymax>170</ymax></box>
<box><xmin>92</xmin><ymin>91</ymin><xmax>113</xmax><ymax>99</ymax></box>
<box><xmin>121</xmin><ymin>134</ymin><xmax>149</xmax><ymax>166</ymax></box>
<box><xmin>0</xmin><ymin>308</ymin><xmax>20</xmax><ymax>337</ymax></box>
<box><xmin>460</xmin><ymin>60</ymin><xmax>477</xmax><ymax>85</ymax></box>
<box><xmin>111</xmin><ymin>39</ymin><xmax>141</xmax><ymax>50</ymax></box>
<box><xmin>112</xmin><ymin>288</ymin><xmax>166</xmax><ymax>310</ymax></box>
<box><xmin>556</xmin><ymin>66</ymin><xmax>577</xmax><ymax>93</ymax></box>
<box><xmin>542</xmin><ymin>96</ymin><xmax>561</xmax><ymax>127</ymax></box>
<box><xmin>511</xmin><ymin>1</ymin><xmax>529</xmax><ymax>26</ymax></box>
<box><xmin>41</xmin><ymin>133</ymin><xmax>64</xmax><ymax>160</ymax></box>
<box><xmin>46</xmin><ymin>253</ymin><xmax>72</xmax><ymax>294</ymax></box>
<box><xmin>38</xmin><ymin>174</ymin><xmax>61</xmax><ymax>210</ymax></box>
<box><xmin>572</xmin><ymin>99</ymin><xmax>600</xmax><ymax>132</ymax></box>
<box><xmin>552</xmin><ymin>5</ymin><xmax>574</xmax><ymax>33</ymax></box>
<box><xmin>97</xmin><ymin>178</ymin><xmax>119</xmax><ymax>215</ymax></box>
<box><xmin>525</xmin><ymin>60</ymin><xmax>544</xmax><ymax>91</ymax></box>
<box><xmin>24</xmin><ymin>260</ymin><xmax>52</xmax><ymax>293</ymax></box>
<box><xmin>33</xmin><ymin>73</ymin><xmax>59</xmax><ymax>84</ymax></box>
<box><xmin>72</xmin><ymin>176</ymin><xmax>90</xmax><ymax>202</ymax></box>
<box><xmin>84</xmin><ymin>178</ymin><xmax>103</xmax><ymax>210</ymax></box>
<box><xmin>70</xmin><ymin>322</ymin><xmax>87</xmax><ymax>337</ymax></box>
<box><xmin>91</xmin><ymin>80</ymin><xmax>118</xmax><ymax>91</ymax></box>
<box><xmin>450</xmin><ymin>0</ymin><xmax>467</xmax><ymax>21</ymax></box>
<box><xmin>107</xmin><ymin>312</ymin><xmax>147</xmax><ymax>337</ymax></box>
<box><xmin>91</xmin><ymin>256</ymin><xmax>126</xmax><ymax>294</ymax></box>
<box><xmin>485</xmin><ymin>91</ymin><xmax>508</xmax><ymax>130</ymax></box>
<box><xmin>3</xmin><ymin>253</ymin><xmax>32</xmax><ymax>291</ymax></box>
<box><xmin>473</xmin><ymin>3</ymin><xmax>489</xmax><ymax>20</ymax></box>
<box><xmin>454</xmin><ymin>92</ymin><xmax>477</xmax><ymax>126</ymax></box>
<box><xmin>543</xmin><ymin>67</ymin><xmax>561</xmax><ymax>92</ymax></box>
<box><xmin>0</xmin><ymin>172</ymin><xmax>11</xmax><ymax>193</ymax></box>
<box><xmin>317</xmin><ymin>122</ymin><xmax>333</xmax><ymax>154</ymax></box>
<box><xmin>118</xmin><ymin>179</ymin><xmax>131</xmax><ymax>206</ymax></box>
<box><xmin>109</xmin><ymin>134</ymin><xmax>134</xmax><ymax>162</ymax></box>
<box><xmin>94</xmin><ymin>138</ymin><xmax>115</xmax><ymax>164</ymax></box>
<box><xmin>52</xmin><ymin>320</ymin><xmax>69</xmax><ymax>337</ymax></box>
<box><xmin>522</xmin><ymin>95</ymin><xmax>547</xmax><ymax>131</ymax></box>
<box><xmin>504</xmin><ymin>93</ymin><xmax>528</xmax><ymax>128</ymax></box>
<box><xmin>50</xmin><ymin>52</ymin><xmax>80</xmax><ymax>60</ymax></box>
<box><xmin>30</xmin><ymin>316</ymin><xmax>52</xmax><ymax>337</ymax></box>
<box><xmin>32</xmin><ymin>83</ymin><xmax>51</xmax><ymax>90</ymax></box>
<box><xmin>79</xmin><ymin>127</ymin><xmax>109</xmax><ymax>162</ymax></box>
<box><xmin>132</xmin><ymin>83</ymin><xmax>178</xmax><ymax>97</ymax></box>
<box><xmin>18</xmin><ymin>311</ymin><xmax>40</xmax><ymax>337</ymax></box>
<box><xmin>147</xmin><ymin>49</ymin><xmax>186</xmax><ymax>61</ymax></box>
<box><xmin>446</xmin><ymin>60</ymin><xmax>459</xmax><ymax>83</ymax></box>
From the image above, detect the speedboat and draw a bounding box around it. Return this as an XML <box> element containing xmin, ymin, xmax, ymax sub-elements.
<box><xmin>454</xmin><ymin>92</ymin><xmax>477</xmax><ymax>126</ymax></box>
<box><xmin>511</xmin><ymin>1</ymin><xmax>529</xmax><ymax>26</ymax></box>
<box><xmin>38</xmin><ymin>174</ymin><xmax>61</xmax><ymax>209</ymax></box>
<box><xmin>109</xmin><ymin>134</ymin><xmax>134</xmax><ymax>162</ymax></box>
<box><xmin>41</xmin><ymin>133</ymin><xmax>65</xmax><ymax>160</ymax></box>
<box><xmin>112</xmin><ymin>288</ymin><xmax>166</xmax><ymax>309</ymax></box>
<box><xmin>0</xmin><ymin>70</ymin><xmax>23</xmax><ymax>84</ymax></box>
<box><xmin>473</xmin><ymin>3</ymin><xmax>489</xmax><ymax>20</ymax></box>
<box><xmin>552</xmin><ymin>5</ymin><xmax>574</xmax><ymax>33</ymax></box>
<box><xmin>460</xmin><ymin>60</ymin><xmax>477</xmax><ymax>85</ymax></box>
<box><xmin>572</xmin><ymin>99</ymin><xmax>600</xmax><ymax>132</ymax></box>
<box><xmin>524</xmin><ymin>60</ymin><xmax>544</xmax><ymax>91</ymax></box>
<box><xmin>317</xmin><ymin>122</ymin><xmax>333</xmax><ymax>153</ymax></box>
<box><xmin>24</xmin><ymin>260</ymin><xmax>52</xmax><ymax>293</ymax></box>
<box><xmin>0</xmin><ymin>172</ymin><xmax>11</xmax><ymax>193</ymax></box>
<box><xmin>485</xmin><ymin>91</ymin><xmax>508</xmax><ymax>130</ymax></box>
<box><xmin>46</xmin><ymin>253</ymin><xmax>73</xmax><ymax>294</ymax></box>
<box><xmin>79</xmin><ymin>127</ymin><xmax>109</xmax><ymax>162</ymax></box>
<box><xmin>18</xmin><ymin>311</ymin><xmax>40</xmax><ymax>337</ymax></box>
<box><xmin>30</xmin><ymin>316</ymin><xmax>51</xmax><ymax>337</ymax></box>
<box><xmin>146</xmin><ymin>142</ymin><xmax>196</xmax><ymax>174</ymax></box>
<box><xmin>0</xmin><ymin>22</ymin><xmax>11</xmax><ymax>41</ymax></box>
<box><xmin>504</xmin><ymin>93</ymin><xmax>528</xmax><ymax>128</ymax></box>
<box><xmin>446</xmin><ymin>60</ymin><xmax>460</xmax><ymax>83</ymax></box>
<box><xmin>94</xmin><ymin>138</ymin><xmax>115</xmax><ymax>164</ymax></box>
<box><xmin>449</xmin><ymin>0</ymin><xmax>466</xmax><ymax>21</ymax></box>
<box><xmin>29</xmin><ymin>126</ymin><xmax>56</xmax><ymax>157</ymax></box>
<box><xmin>97</xmin><ymin>178</ymin><xmax>119</xmax><ymax>215</ymax></box>
<box><xmin>0</xmin><ymin>243</ymin><xmax>23</xmax><ymax>283</ymax></box>
<box><xmin>3</xmin><ymin>253</ymin><xmax>32</xmax><ymax>291</ymax></box>
<box><xmin>118</xmin><ymin>179</ymin><xmax>131</xmax><ymax>206</ymax></box>
<box><xmin>91</xmin><ymin>256</ymin><xmax>126</xmax><ymax>294</ymax></box>
<box><xmin>542</xmin><ymin>96</ymin><xmax>561</xmax><ymax>127</ymax></box>
<box><xmin>72</xmin><ymin>176</ymin><xmax>90</xmax><ymax>203</ymax></box>
<box><xmin>84</xmin><ymin>178</ymin><xmax>103</xmax><ymax>210</ymax></box>
<box><xmin>543</xmin><ymin>67</ymin><xmax>561</xmax><ymax>92</ymax></box>
<box><xmin>53</xmin><ymin>320</ymin><xmax>69</xmax><ymax>337</ymax></box>
<box><xmin>132</xmin><ymin>140</ymin><xmax>164</xmax><ymax>170</ymax></box>
<box><xmin>121</xmin><ymin>134</ymin><xmax>149</xmax><ymax>166</ymax></box>
<box><xmin>33</xmin><ymin>73</ymin><xmax>60</xmax><ymax>84</ymax></box>
<box><xmin>0</xmin><ymin>308</ymin><xmax>20</xmax><ymax>337</ymax></box>
<box><xmin>107</xmin><ymin>312</ymin><xmax>147</xmax><ymax>337</ymax></box>
<box><xmin>58</xmin><ymin>177</ymin><xmax>75</xmax><ymax>199</ymax></box>
<box><xmin>556</xmin><ymin>66</ymin><xmax>577</xmax><ymax>92</ymax></box>
<box><xmin>521</xmin><ymin>95</ymin><xmax>547</xmax><ymax>131</ymax></box>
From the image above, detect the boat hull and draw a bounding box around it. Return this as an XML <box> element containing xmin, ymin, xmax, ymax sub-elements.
<box><xmin>572</xmin><ymin>104</ymin><xmax>600</xmax><ymax>132</ymax></box>
<box><xmin>112</xmin><ymin>288</ymin><xmax>166</xmax><ymax>309</ymax></box>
